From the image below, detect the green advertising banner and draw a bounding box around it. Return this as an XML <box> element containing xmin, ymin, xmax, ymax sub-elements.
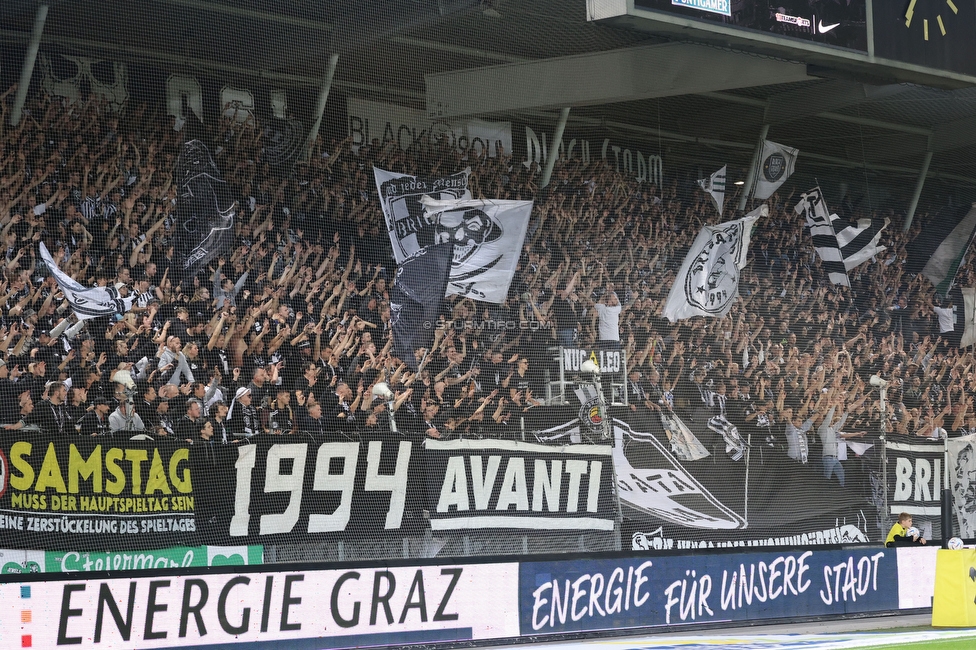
<box><xmin>0</xmin><ymin>545</ymin><xmax>263</xmax><ymax>574</ymax></box>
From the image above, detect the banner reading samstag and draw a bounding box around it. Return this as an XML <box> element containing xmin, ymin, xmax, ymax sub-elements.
<box><xmin>0</xmin><ymin>435</ymin><xmax>196</xmax><ymax>549</ymax></box>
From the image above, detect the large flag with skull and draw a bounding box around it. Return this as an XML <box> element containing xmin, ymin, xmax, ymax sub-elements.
<box><xmin>418</xmin><ymin>196</ymin><xmax>533</xmax><ymax>303</ymax></box>
<box><xmin>663</xmin><ymin>205</ymin><xmax>765</xmax><ymax>322</ymax></box>
<box><xmin>373</xmin><ymin>167</ymin><xmax>471</xmax><ymax>264</ymax></box>
<box><xmin>173</xmin><ymin>140</ymin><xmax>236</xmax><ymax>281</ymax></box>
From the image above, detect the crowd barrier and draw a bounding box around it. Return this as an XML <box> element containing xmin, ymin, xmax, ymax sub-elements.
<box><xmin>0</xmin><ymin>545</ymin><xmax>936</xmax><ymax>649</ymax></box>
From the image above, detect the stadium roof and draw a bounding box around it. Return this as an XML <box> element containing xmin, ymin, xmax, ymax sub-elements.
<box><xmin>3</xmin><ymin>0</ymin><xmax>976</xmax><ymax>191</ymax></box>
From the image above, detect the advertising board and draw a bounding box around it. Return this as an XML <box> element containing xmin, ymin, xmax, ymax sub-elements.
<box><xmin>519</xmin><ymin>548</ymin><xmax>899</xmax><ymax>635</ymax></box>
<box><xmin>0</xmin><ymin>561</ymin><xmax>519</xmax><ymax>649</ymax></box>
<box><xmin>633</xmin><ymin>0</ymin><xmax>868</xmax><ymax>51</ymax></box>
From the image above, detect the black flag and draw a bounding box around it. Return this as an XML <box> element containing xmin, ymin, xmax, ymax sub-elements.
<box><xmin>391</xmin><ymin>243</ymin><xmax>454</xmax><ymax>370</ymax></box>
<box><xmin>261</xmin><ymin>116</ymin><xmax>305</xmax><ymax>174</ymax></box>
<box><xmin>173</xmin><ymin>140</ymin><xmax>236</xmax><ymax>282</ymax></box>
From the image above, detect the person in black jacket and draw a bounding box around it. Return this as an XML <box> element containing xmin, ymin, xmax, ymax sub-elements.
<box><xmin>553</xmin><ymin>271</ymin><xmax>581</xmax><ymax>347</ymax></box>
<box><xmin>320</xmin><ymin>381</ymin><xmax>359</xmax><ymax>435</ymax></box>
<box><xmin>192</xmin><ymin>417</ymin><xmax>222</xmax><ymax>532</ymax></box>
<box><xmin>269</xmin><ymin>388</ymin><xmax>294</xmax><ymax>435</ymax></box>
<box><xmin>296</xmin><ymin>401</ymin><xmax>328</xmax><ymax>437</ymax></box>
<box><xmin>0</xmin><ymin>359</ymin><xmax>25</xmax><ymax>425</ymax></box>
<box><xmin>210</xmin><ymin>401</ymin><xmax>231</xmax><ymax>443</ymax></box>
<box><xmin>5</xmin><ymin>381</ymin><xmax>70</xmax><ymax>434</ymax></box>
<box><xmin>77</xmin><ymin>398</ymin><xmax>112</xmax><ymax>436</ymax></box>
<box><xmin>175</xmin><ymin>398</ymin><xmax>204</xmax><ymax>442</ymax></box>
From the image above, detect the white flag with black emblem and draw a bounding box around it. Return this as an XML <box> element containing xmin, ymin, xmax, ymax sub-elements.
<box><xmin>663</xmin><ymin>205</ymin><xmax>765</xmax><ymax>322</ymax></box>
<box><xmin>373</xmin><ymin>166</ymin><xmax>471</xmax><ymax>263</ymax></box>
<box><xmin>697</xmin><ymin>165</ymin><xmax>727</xmax><ymax>216</ymax></box>
<box><xmin>753</xmin><ymin>140</ymin><xmax>798</xmax><ymax>200</ymax></box>
<box><xmin>419</xmin><ymin>196</ymin><xmax>533</xmax><ymax>304</ymax></box>
<box><xmin>39</xmin><ymin>243</ymin><xmax>135</xmax><ymax>320</ymax></box>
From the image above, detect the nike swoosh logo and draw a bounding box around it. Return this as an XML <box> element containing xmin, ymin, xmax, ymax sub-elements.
<box><xmin>818</xmin><ymin>20</ymin><xmax>840</xmax><ymax>33</ymax></box>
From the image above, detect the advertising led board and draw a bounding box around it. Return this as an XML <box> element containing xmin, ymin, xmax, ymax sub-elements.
<box><xmin>0</xmin><ymin>562</ymin><xmax>519</xmax><ymax>649</ymax></box>
<box><xmin>635</xmin><ymin>0</ymin><xmax>869</xmax><ymax>51</ymax></box>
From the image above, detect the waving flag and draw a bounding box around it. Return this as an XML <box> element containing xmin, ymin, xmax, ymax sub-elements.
<box><xmin>373</xmin><ymin>166</ymin><xmax>471</xmax><ymax>263</ymax></box>
<box><xmin>697</xmin><ymin>165</ymin><xmax>727</xmax><ymax>216</ymax></box>
<box><xmin>391</xmin><ymin>243</ymin><xmax>454</xmax><ymax>370</ymax></box>
<box><xmin>663</xmin><ymin>206</ymin><xmax>764</xmax><ymax>322</ymax></box>
<box><xmin>795</xmin><ymin>187</ymin><xmax>849</xmax><ymax>286</ymax></box>
<box><xmin>419</xmin><ymin>196</ymin><xmax>532</xmax><ymax>303</ymax></box>
<box><xmin>907</xmin><ymin>203</ymin><xmax>976</xmax><ymax>296</ymax></box>
<box><xmin>39</xmin><ymin>243</ymin><xmax>134</xmax><ymax>320</ymax></box>
<box><xmin>173</xmin><ymin>140</ymin><xmax>236</xmax><ymax>281</ymax></box>
<box><xmin>795</xmin><ymin>187</ymin><xmax>889</xmax><ymax>287</ymax></box>
<box><xmin>753</xmin><ymin>140</ymin><xmax>798</xmax><ymax>200</ymax></box>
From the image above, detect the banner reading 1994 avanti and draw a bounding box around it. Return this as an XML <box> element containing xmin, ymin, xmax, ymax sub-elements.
<box><xmin>0</xmin><ymin>432</ymin><xmax>621</xmax><ymax>550</ymax></box>
<box><xmin>0</xmin><ymin>434</ymin><xmax>196</xmax><ymax>549</ymax></box>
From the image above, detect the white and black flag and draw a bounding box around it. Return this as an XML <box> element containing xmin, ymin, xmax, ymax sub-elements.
<box><xmin>39</xmin><ymin>243</ymin><xmax>135</xmax><ymax>320</ymax></box>
<box><xmin>663</xmin><ymin>205</ymin><xmax>764</xmax><ymax>322</ymax></box>
<box><xmin>419</xmin><ymin>196</ymin><xmax>533</xmax><ymax>304</ymax></box>
<box><xmin>794</xmin><ymin>188</ymin><xmax>888</xmax><ymax>287</ymax></box>
<box><xmin>391</xmin><ymin>243</ymin><xmax>454</xmax><ymax>370</ymax></box>
<box><xmin>373</xmin><ymin>166</ymin><xmax>471</xmax><ymax>263</ymax></box>
<box><xmin>753</xmin><ymin>140</ymin><xmax>798</xmax><ymax>200</ymax></box>
<box><xmin>795</xmin><ymin>187</ymin><xmax>849</xmax><ymax>286</ymax></box>
<box><xmin>948</xmin><ymin>434</ymin><xmax>976</xmax><ymax>538</ymax></box>
<box><xmin>697</xmin><ymin>165</ymin><xmax>727</xmax><ymax>216</ymax></box>
<box><xmin>836</xmin><ymin>215</ymin><xmax>890</xmax><ymax>271</ymax></box>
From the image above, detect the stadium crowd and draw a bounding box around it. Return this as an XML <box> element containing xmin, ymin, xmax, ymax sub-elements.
<box><xmin>0</xmin><ymin>84</ymin><xmax>974</xmax><ymax>479</ymax></box>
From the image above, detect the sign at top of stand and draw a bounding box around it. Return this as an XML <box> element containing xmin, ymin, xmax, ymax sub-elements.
<box><xmin>634</xmin><ymin>0</ymin><xmax>868</xmax><ymax>51</ymax></box>
<box><xmin>671</xmin><ymin>0</ymin><xmax>730</xmax><ymax>18</ymax></box>
<box><xmin>603</xmin><ymin>0</ymin><xmax>976</xmax><ymax>78</ymax></box>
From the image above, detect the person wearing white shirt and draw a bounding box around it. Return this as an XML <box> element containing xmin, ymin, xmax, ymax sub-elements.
<box><xmin>933</xmin><ymin>303</ymin><xmax>955</xmax><ymax>336</ymax></box>
<box><xmin>592</xmin><ymin>291</ymin><xmax>623</xmax><ymax>349</ymax></box>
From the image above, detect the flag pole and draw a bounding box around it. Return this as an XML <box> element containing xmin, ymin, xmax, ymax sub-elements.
<box><xmin>879</xmin><ymin>383</ymin><xmax>889</xmax><ymax>535</ymax></box>
<box><xmin>942</xmin><ymin>434</ymin><xmax>951</xmax><ymax>543</ymax></box>
<box><xmin>743</xmin><ymin>432</ymin><xmax>751</xmax><ymax>527</ymax></box>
